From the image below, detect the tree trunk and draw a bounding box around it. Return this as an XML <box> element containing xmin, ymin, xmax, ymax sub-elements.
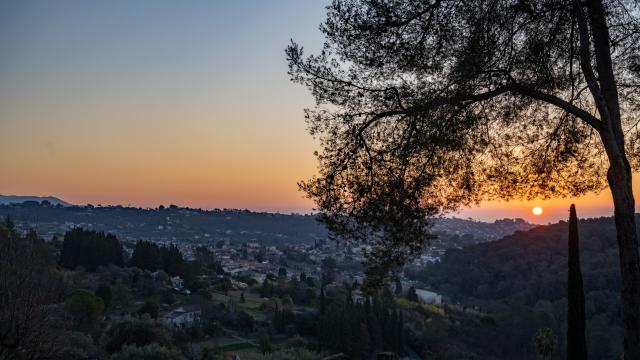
<box><xmin>585</xmin><ymin>1</ymin><xmax>640</xmax><ymax>357</ymax></box>
<box><xmin>606</xmin><ymin>159</ymin><xmax>640</xmax><ymax>360</ymax></box>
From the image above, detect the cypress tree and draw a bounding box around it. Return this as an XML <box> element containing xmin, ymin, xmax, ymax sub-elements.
<box><xmin>397</xmin><ymin>311</ymin><xmax>404</xmax><ymax>355</ymax></box>
<box><xmin>567</xmin><ymin>204</ymin><xmax>587</xmax><ymax>360</ymax></box>
<box><xmin>320</xmin><ymin>286</ymin><xmax>326</xmax><ymax>315</ymax></box>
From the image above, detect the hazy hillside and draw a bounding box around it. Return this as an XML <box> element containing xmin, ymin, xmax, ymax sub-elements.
<box><xmin>407</xmin><ymin>216</ymin><xmax>626</xmax><ymax>359</ymax></box>
<box><xmin>0</xmin><ymin>195</ymin><xmax>70</xmax><ymax>206</ymax></box>
<box><xmin>0</xmin><ymin>202</ymin><xmax>532</xmax><ymax>248</ymax></box>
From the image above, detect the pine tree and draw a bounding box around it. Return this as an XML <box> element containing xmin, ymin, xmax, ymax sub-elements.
<box><xmin>319</xmin><ymin>286</ymin><xmax>326</xmax><ymax>315</ymax></box>
<box><xmin>567</xmin><ymin>204</ymin><xmax>587</xmax><ymax>360</ymax></box>
<box><xmin>273</xmin><ymin>303</ymin><xmax>282</xmax><ymax>333</ymax></box>
<box><xmin>130</xmin><ymin>240</ymin><xmax>163</xmax><ymax>271</ymax></box>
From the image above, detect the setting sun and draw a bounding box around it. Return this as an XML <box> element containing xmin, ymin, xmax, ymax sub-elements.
<box><xmin>532</xmin><ymin>206</ymin><xmax>543</xmax><ymax>216</ymax></box>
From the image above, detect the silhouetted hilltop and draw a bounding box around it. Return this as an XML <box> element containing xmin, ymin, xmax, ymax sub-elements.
<box><xmin>0</xmin><ymin>195</ymin><xmax>70</xmax><ymax>206</ymax></box>
<box><xmin>0</xmin><ymin>202</ymin><xmax>532</xmax><ymax>247</ymax></box>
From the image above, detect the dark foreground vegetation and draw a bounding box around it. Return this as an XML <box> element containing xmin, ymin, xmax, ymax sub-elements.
<box><xmin>0</xmin><ymin>218</ymin><xmax>431</xmax><ymax>359</ymax></box>
<box><xmin>1</xmin><ymin>211</ymin><xmax>624</xmax><ymax>359</ymax></box>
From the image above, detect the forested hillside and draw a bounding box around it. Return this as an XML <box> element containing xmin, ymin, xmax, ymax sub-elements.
<box><xmin>408</xmin><ymin>216</ymin><xmax>625</xmax><ymax>359</ymax></box>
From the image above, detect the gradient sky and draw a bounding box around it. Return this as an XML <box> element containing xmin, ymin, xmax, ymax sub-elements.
<box><xmin>0</xmin><ymin>1</ymin><xmax>634</xmax><ymax>223</ymax></box>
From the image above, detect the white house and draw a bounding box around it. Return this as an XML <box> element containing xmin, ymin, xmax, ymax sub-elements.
<box><xmin>163</xmin><ymin>307</ymin><xmax>200</xmax><ymax>327</ymax></box>
<box><xmin>415</xmin><ymin>289</ymin><xmax>442</xmax><ymax>306</ymax></box>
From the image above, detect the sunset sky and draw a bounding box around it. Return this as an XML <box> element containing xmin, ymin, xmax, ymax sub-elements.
<box><xmin>0</xmin><ymin>1</ymin><xmax>633</xmax><ymax>223</ymax></box>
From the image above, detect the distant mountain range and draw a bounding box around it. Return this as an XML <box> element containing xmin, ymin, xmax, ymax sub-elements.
<box><xmin>0</xmin><ymin>198</ymin><xmax>533</xmax><ymax>248</ymax></box>
<box><xmin>0</xmin><ymin>195</ymin><xmax>70</xmax><ymax>206</ymax></box>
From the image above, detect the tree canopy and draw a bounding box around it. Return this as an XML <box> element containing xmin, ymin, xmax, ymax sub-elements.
<box><xmin>287</xmin><ymin>0</ymin><xmax>640</xmax><ymax>283</ymax></box>
<box><xmin>288</xmin><ymin>2</ymin><xmax>640</xmax><ymax>354</ymax></box>
<box><xmin>60</xmin><ymin>228</ymin><xmax>124</xmax><ymax>271</ymax></box>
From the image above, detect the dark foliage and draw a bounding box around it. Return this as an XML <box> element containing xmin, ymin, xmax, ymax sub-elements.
<box><xmin>318</xmin><ymin>294</ymin><xmax>405</xmax><ymax>359</ymax></box>
<box><xmin>130</xmin><ymin>240</ymin><xmax>185</xmax><ymax>277</ymax></box>
<box><xmin>102</xmin><ymin>317</ymin><xmax>173</xmax><ymax>354</ymax></box>
<box><xmin>412</xmin><ymin>216</ymin><xmax>628</xmax><ymax>358</ymax></box>
<box><xmin>137</xmin><ymin>300</ymin><xmax>160</xmax><ymax>319</ymax></box>
<box><xmin>66</xmin><ymin>289</ymin><xmax>104</xmax><ymax>329</ymax></box>
<box><xmin>0</xmin><ymin>223</ymin><xmax>68</xmax><ymax>359</ymax></box>
<box><xmin>60</xmin><ymin>228</ymin><xmax>124</xmax><ymax>271</ymax></box>
<box><xmin>96</xmin><ymin>284</ymin><xmax>113</xmax><ymax>309</ymax></box>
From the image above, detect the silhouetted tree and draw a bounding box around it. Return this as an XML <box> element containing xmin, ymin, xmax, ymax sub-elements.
<box><xmin>137</xmin><ymin>300</ymin><xmax>160</xmax><ymax>319</ymax></box>
<box><xmin>161</xmin><ymin>244</ymin><xmax>185</xmax><ymax>276</ymax></box>
<box><xmin>568</xmin><ymin>205</ymin><xmax>588</xmax><ymax>360</ymax></box>
<box><xmin>278</xmin><ymin>266</ymin><xmax>288</xmax><ymax>279</ymax></box>
<box><xmin>193</xmin><ymin>245</ymin><xmax>219</xmax><ymax>271</ymax></box>
<box><xmin>96</xmin><ymin>284</ymin><xmax>113</xmax><ymax>309</ymax></box>
<box><xmin>321</xmin><ymin>256</ymin><xmax>337</xmax><ymax>286</ymax></box>
<box><xmin>130</xmin><ymin>241</ymin><xmax>163</xmax><ymax>272</ymax></box>
<box><xmin>287</xmin><ymin>1</ymin><xmax>640</xmax><ymax>355</ymax></box>
<box><xmin>0</xmin><ymin>223</ymin><xmax>67</xmax><ymax>359</ymax></box>
<box><xmin>66</xmin><ymin>289</ymin><xmax>104</xmax><ymax>329</ymax></box>
<box><xmin>260</xmin><ymin>279</ymin><xmax>273</xmax><ymax>298</ymax></box>
<box><xmin>60</xmin><ymin>228</ymin><xmax>124</xmax><ymax>271</ymax></box>
<box><xmin>130</xmin><ymin>241</ymin><xmax>185</xmax><ymax>277</ymax></box>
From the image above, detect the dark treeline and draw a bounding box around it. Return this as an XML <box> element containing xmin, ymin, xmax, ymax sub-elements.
<box><xmin>60</xmin><ymin>228</ymin><xmax>124</xmax><ymax>271</ymax></box>
<box><xmin>316</xmin><ymin>292</ymin><xmax>405</xmax><ymax>359</ymax></box>
<box><xmin>60</xmin><ymin>229</ymin><xmax>189</xmax><ymax>277</ymax></box>
<box><xmin>0</xmin><ymin>202</ymin><xmax>327</xmax><ymax>245</ymax></box>
<box><xmin>130</xmin><ymin>240</ymin><xmax>185</xmax><ymax>276</ymax></box>
<box><xmin>1</xmin><ymin>220</ymin><xmax>249</xmax><ymax>359</ymax></box>
<box><xmin>1</xmin><ymin>219</ymin><xmax>71</xmax><ymax>359</ymax></box>
<box><xmin>59</xmin><ymin>229</ymin><xmax>212</xmax><ymax>292</ymax></box>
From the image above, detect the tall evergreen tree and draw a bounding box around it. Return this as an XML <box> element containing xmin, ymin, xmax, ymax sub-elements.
<box><xmin>130</xmin><ymin>240</ymin><xmax>163</xmax><ymax>272</ymax></box>
<box><xmin>568</xmin><ymin>204</ymin><xmax>588</xmax><ymax>360</ymax></box>
<box><xmin>397</xmin><ymin>311</ymin><xmax>405</xmax><ymax>355</ymax></box>
<box><xmin>60</xmin><ymin>228</ymin><xmax>123</xmax><ymax>271</ymax></box>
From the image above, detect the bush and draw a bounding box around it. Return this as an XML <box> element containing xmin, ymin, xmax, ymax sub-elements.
<box><xmin>96</xmin><ymin>284</ymin><xmax>113</xmax><ymax>309</ymax></box>
<box><xmin>160</xmin><ymin>290</ymin><xmax>176</xmax><ymax>305</ymax></box>
<box><xmin>110</xmin><ymin>344</ymin><xmax>184</xmax><ymax>360</ymax></box>
<box><xmin>102</xmin><ymin>317</ymin><xmax>173</xmax><ymax>354</ymax></box>
<box><xmin>254</xmin><ymin>348</ymin><xmax>318</xmax><ymax>360</ymax></box>
<box><xmin>66</xmin><ymin>289</ymin><xmax>104</xmax><ymax>327</ymax></box>
<box><xmin>137</xmin><ymin>300</ymin><xmax>160</xmax><ymax>319</ymax></box>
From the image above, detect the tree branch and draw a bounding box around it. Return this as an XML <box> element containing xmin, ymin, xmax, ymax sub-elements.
<box><xmin>572</xmin><ymin>0</ymin><xmax>610</xmax><ymax>121</ymax></box>
<box><xmin>358</xmin><ymin>84</ymin><xmax>601</xmax><ymax>133</ymax></box>
<box><xmin>509</xmin><ymin>84</ymin><xmax>602</xmax><ymax>131</ymax></box>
